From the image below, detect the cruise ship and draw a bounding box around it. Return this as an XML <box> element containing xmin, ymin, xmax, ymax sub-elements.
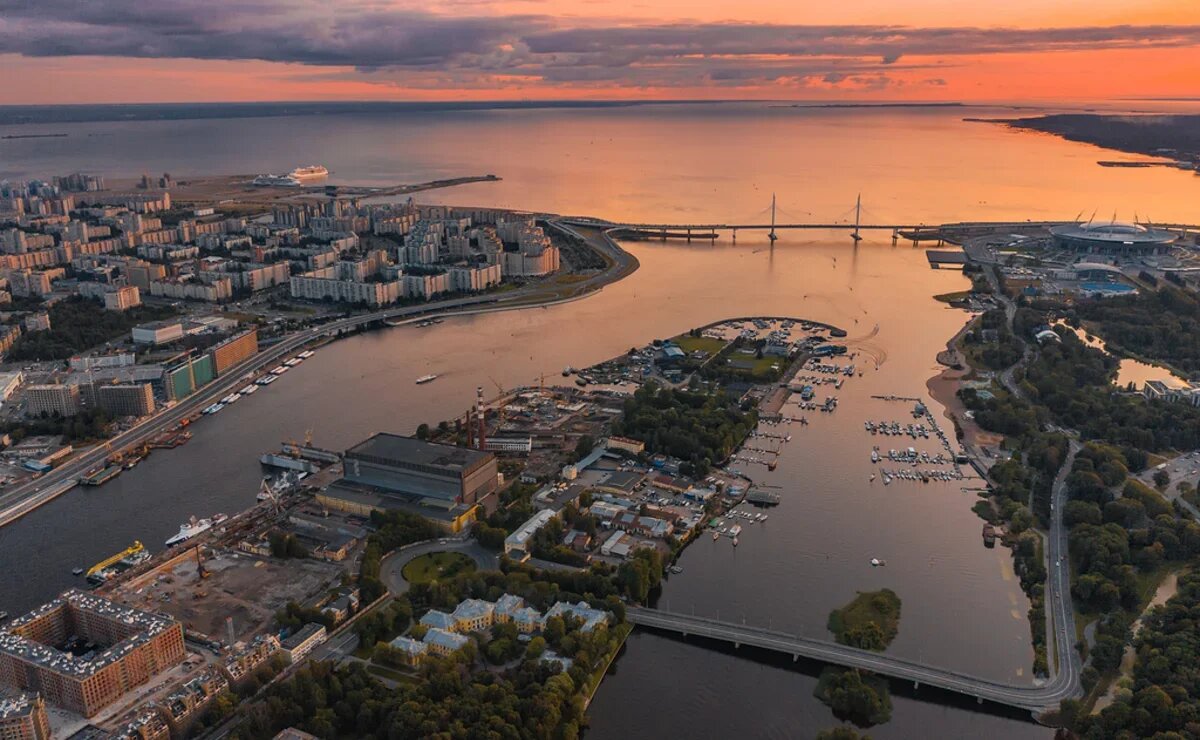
<box><xmin>165</xmin><ymin>513</ymin><xmax>228</xmax><ymax>547</ymax></box>
<box><xmin>289</xmin><ymin>165</ymin><xmax>328</xmax><ymax>180</ymax></box>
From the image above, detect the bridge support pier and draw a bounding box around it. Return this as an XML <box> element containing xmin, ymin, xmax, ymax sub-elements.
<box><xmin>793</xmin><ymin>653</ymin><xmax>799</xmax><ymax>662</ymax></box>
<box><xmin>661</xmin><ymin>229</ymin><xmax>667</xmax><ymax>242</ymax></box>
<box><xmin>913</xmin><ymin>681</ymin><xmax>920</xmax><ymax>690</ymax></box>
<box><xmin>687</xmin><ymin>228</ymin><xmax>691</xmax><ymax>243</ymax></box>
<box><xmin>891</xmin><ymin>228</ymin><xmax>899</xmax><ymax>246</ymax></box>
<box><xmin>977</xmin><ymin>697</ymin><xmax>983</xmax><ymax>705</ymax></box>
<box><xmin>732</xmin><ymin>227</ymin><xmax>737</xmax><ymax>243</ymax></box>
<box><xmin>734</xmin><ymin>642</ymin><xmax>740</xmax><ymax>649</ymax></box>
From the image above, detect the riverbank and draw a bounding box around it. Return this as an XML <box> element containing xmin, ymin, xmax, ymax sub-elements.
<box><xmin>0</xmin><ymin>220</ymin><xmax>638</xmax><ymax>532</ymax></box>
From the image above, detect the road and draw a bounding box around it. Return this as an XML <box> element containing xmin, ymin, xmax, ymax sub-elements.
<box><xmin>626</xmin><ymin>606</ymin><xmax>1078</xmax><ymax>713</ymax></box>
<box><xmin>0</xmin><ymin>224</ymin><xmax>637</xmax><ymax>529</ymax></box>
<box><xmin>379</xmin><ymin>538</ymin><xmax>499</xmax><ymax>595</ymax></box>
<box><xmin>967</xmin><ymin>236</ymin><xmax>1083</xmax><ymax>710</ymax></box>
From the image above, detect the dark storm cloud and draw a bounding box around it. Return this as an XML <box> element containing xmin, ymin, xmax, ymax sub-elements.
<box><xmin>1</xmin><ymin>1</ymin><xmax>1198</xmax><ymax>86</ymax></box>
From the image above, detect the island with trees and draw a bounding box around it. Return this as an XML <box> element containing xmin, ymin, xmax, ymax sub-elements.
<box><xmin>814</xmin><ymin>590</ymin><xmax>902</xmax><ymax>727</ymax></box>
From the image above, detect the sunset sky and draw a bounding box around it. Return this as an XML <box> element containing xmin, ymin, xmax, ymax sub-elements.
<box><xmin>1</xmin><ymin>0</ymin><xmax>1198</xmax><ymax>104</ymax></box>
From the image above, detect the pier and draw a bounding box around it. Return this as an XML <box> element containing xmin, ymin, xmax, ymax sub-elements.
<box><xmin>625</xmin><ymin>607</ymin><xmax>1076</xmax><ymax>713</ymax></box>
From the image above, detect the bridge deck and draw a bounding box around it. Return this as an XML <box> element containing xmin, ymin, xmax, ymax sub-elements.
<box><xmin>625</xmin><ymin>607</ymin><xmax>1074</xmax><ymax>712</ymax></box>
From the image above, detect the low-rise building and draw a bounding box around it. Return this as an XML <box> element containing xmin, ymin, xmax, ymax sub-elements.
<box><xmin>419</xmin><ymin>610</ymin><xmax>456</xmax><ymax>632</ymax></box>
<box><xmin>451</xmin><ymin>599</ymin><xmax>495</xmax><ymax>633</ymax></box>
<box><xmin>387</xmin><ymin>636</ymin><xmax>428</xmax><ymax>666</ymax></box>
<box><xmin>422</xmin><ymin>628</ymin><xmax>469</xmax><ymax>656</ymax></box>
<box><xmin>504</xmin><ymin>509</ymin><xmax>557</xmax><ymax>561</ymax></box>
<box><xmin>280</xmin><ymin>623</ymin><xmax>326</xmax><ymax>664</ymax></box>
<box><xmin>132</xmin><ymin>320</ymin><xmax>184</xmax><ymax>346</ymax></box>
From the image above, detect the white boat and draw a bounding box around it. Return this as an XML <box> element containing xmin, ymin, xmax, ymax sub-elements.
<box><xmin>165</xmin><ymin>513</ymin><xmax>228</xmax><ymax>547</ymax></box>
<box><xmin>221</xmin><ymin>394</ymin><xmax>240</xmax><ymax>404</ymax></box>
<box><xmin>284</xmin><ymin>358</ymin><xmax>303</xmax><ymax>367</ymax></box>
<box><xmin>870</xmin><ymin>558</ymin><xmax>886</xmax><ymax>567</ymax></box>
<box><xmin>298</xmin><ymin>350</ymin><xmax>315</xmax><ymax>359</ymax></box>
<box><xmin>415</xmin><ymin>374</ymin><xmax>438</xmax><ymax>385</ymax></box>
<box><xmin>240</xmin><ymin>385</ymin><xmax>258</xmax><ymax>395</ymax></box>
<box><xmin>257</xmin><ymin>375</ymin><xmax>279</xmax><ymax>385</ymax></box>
<box><xmin>252</xmin><ymin>174</ymin><xmax>302</xmax><ymax>187</ymax></box>
<box><xmin>271</xmin><ymin>366</ymin><xmax>289</xmax><ymax>375</ymax></box>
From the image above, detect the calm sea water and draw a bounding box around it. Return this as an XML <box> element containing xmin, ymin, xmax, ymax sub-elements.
<box><xmin>2</xmin><ymin>102</ymin><xmax>1192</xmax><ymax>737</ymax></box>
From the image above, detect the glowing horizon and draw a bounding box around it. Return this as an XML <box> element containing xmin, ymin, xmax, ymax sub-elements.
<box><xmin>0</xmin><ymin>0</ymin><xmax>1197</xmax><ymax>105</ymax></box>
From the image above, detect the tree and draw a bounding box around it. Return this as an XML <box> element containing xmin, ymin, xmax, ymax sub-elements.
<box><xmin>415</xmin><ymin>423</ymin><xmax>430</xmax><ymax>440</ymax></box>
<box><xmin>1153</xmin><ymin>469</ymin><xmax>1171</xmax><ymax>489</ymax></box>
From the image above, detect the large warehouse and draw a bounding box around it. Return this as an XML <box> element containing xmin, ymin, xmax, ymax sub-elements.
<box><xmin>318</xmin><ymin>434</ymin><xmax>500</xmax><ymax>530</ymax></box>
<box><xmin>1050</xmin><ymin>220</ymin><xmax>1178</xmax><ymax>255</ymax></box>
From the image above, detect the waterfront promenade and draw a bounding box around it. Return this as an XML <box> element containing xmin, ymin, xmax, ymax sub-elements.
<box><xmin>626</xmin><ymin>606</ymin><xmax>1075</xmax><ymax>713</ymax></box>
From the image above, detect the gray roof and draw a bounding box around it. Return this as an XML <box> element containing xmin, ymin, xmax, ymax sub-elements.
<box><xmin>0</xmin><ymin>590</ymin><xmax>178</xmax><ymax>679</ymax></box>
<box><xmin>345</xmin><ymin>433</ymin><xmax>492</xmax><ymax>475</ymax></box>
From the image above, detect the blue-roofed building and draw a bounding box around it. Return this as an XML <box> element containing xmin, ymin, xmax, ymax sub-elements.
<box><xmin>511</xmin><ymin>607</ymin><xmax>544</xmax><ymax>634</ymax></box>
<box><xmin>420</xmin><ymin>609</ymin><xmax>456</xmax><ymax>631</ymax></box>
<box><xmin>388</xmin><ymin>636</ymin><xmax>428</xmax><ymax>666</ymax></box>
<box><xmin>494</xmin><ymin>594</ymin><xmax>525</xmax><ymax>622</ymax></box>
<box><xmin>423</xmin><ymin>628</ymin><xmax>469</xmax><ymax>656</ymax></box>
<box><xmin>452</xmin><ymin>599</ymin><xmax>496</xmax><ymax>632</ymax></box>
<box><xmin>545</xmin><ymin>601</ymin><xmax>609</xmax><ymax>633</ymax></box>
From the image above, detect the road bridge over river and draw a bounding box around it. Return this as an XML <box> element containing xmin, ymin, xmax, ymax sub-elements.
<box><xmin>626</xmin><ymin>606</ymin><xmax>1076</xmax><ymax>713</ymax></box>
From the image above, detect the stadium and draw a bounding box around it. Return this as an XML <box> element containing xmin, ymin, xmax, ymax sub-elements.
<box><xmin>1049</xmin><ymin>220</ymin><xmax>1178</xmax><ymax>255</ymax></box>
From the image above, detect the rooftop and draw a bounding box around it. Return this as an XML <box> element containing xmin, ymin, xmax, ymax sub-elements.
<box><xmin>0</xmin><ymin>692</ymin><xmax>39</xmax><ymax>719</ymax></box>
<box><xmin>345</xmin><ymin>433</ymin><xmax>492</xmax><ymax>475</ymax></box>
<box><xmin>423</xmin><ymin>628</ymin><xmax>469</xmax><ymax>651</ymax></box>
<box><xmin>0</xmin><ymin>590</ymin><xmax>178</xmax><ymax>679</ymax></box>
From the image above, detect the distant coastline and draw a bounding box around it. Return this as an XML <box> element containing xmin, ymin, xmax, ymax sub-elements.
<box><xmin>0</xmin><ymin>99</ymin><xmax>747</xmax><ymax>126</ymax></box>
<box><xmin>979</xmin><ymin>113</ymin><xmax>1200</xmax><ymax>167</ymax></box>
<box><xmin>1</xmin><ymin>133</ymin><xmax>67</xmax><ymax>140</ymax></box>
<box><xmin>773</xmin><ymin>102</ymin><xmax>966</xmax><ymax>109</ymax></box>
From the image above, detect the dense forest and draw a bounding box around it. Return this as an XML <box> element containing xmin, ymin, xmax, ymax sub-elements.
<box><xmin>961</xmin><ymin>307</ymin><xmax>1200</xmax><ymax>713</ymax></box>
<box><xmin>1073</xmin><ymin>287</ymin><xmax>1200</xmax><ymax>374</ymax></box>
<box><xmin>1065</xmin><ymin>571</ymin><xmax>1200</xmax><ymax>738</ymax></box>
<box><xmin>7</xmin><ymin>296</ymin><xmax>177</xmax><ymax>361</ymax></box>
<box><xmin>610</xmin><ymin>383</ymin><xmax>757</xmax><ymax>477</ymax></box>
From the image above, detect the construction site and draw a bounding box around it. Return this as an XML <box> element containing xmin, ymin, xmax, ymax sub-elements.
<box><xmin>104</xmin><ymin>543</ymin><xmax>345</xmax><ymax>646</ymax></box>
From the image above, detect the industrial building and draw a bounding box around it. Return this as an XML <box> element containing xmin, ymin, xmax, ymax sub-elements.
<box><xmin>1049</xmin><ymin>220</ymin><xmax>1178</xmax><ymax>255</ymax></box>
<box><xmin>0</xmin><ymin>591</ymin><xmax>186</xmax><ymax>717</ymax></box>
<box><xmin>131</xmin><ymin>320</ymin><xmax>184</xmax><ymax>346</ymax></box>
<box><xmin>317</xmin><ymin>434</ymin><xmax>499</xmax><ymax>530</ymax></box>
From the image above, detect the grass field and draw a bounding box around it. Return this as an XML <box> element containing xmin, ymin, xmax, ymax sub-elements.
<box><xmin>671</xmin><ymin>334</ymin><xmax>729</xmax><ymax>356</ymax></box>
<box><xmin>401</xmin><ymin>551</ymin><xmax>477</xmax><ymax>584</ymax></box>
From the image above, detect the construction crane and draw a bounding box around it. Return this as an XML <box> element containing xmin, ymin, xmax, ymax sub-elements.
<box><xmin>86</xmin><ymin>541</ymin><xmax>145</xmax><ymax>578</ymax></box>
<box><xmin>195</xmin><ymin>545</ymin><xmax>209</xmax><ymax>579</ymax></box>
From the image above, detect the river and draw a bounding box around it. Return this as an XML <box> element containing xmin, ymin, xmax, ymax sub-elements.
<box><xmin>2</xmin><ymin>101</ymin><xmax>1194</xmax><ymax>737</ymax></box>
